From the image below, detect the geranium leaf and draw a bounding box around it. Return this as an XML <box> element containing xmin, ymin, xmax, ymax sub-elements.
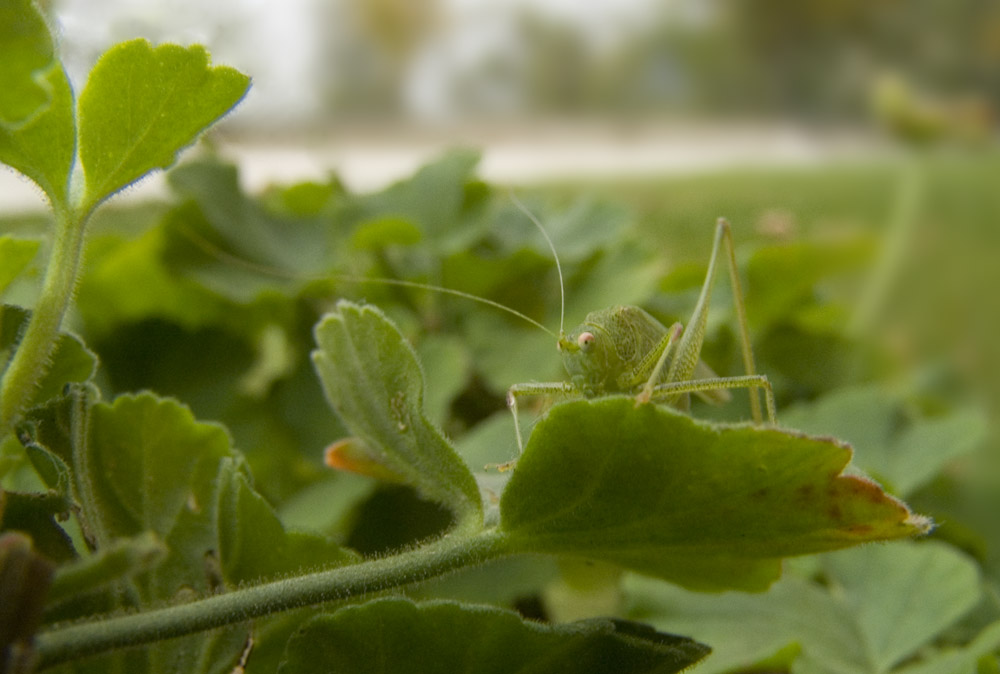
<box><xmin>625</xmin><ymin>540</ymin><xmax>982</xmax><ymax>673</ymax></box>
<box><xmin>78</xmin><ymin>39</ymin><xmax>249</xmax><ymax>210</ymax></box>
<box><xmin>0</xmin><ymin>236</ymin><xmax>41</xmax><ymax>296</ymax></box>
<box><xmin>312</xmin><ymin>301</ymin><xmax>483</xmax><ymax>527</ymax></box>
<box><xmin>0</xmin><ymin>64</ymin><xmax>76</xmax><ymax>210</ymax></box>
<box><xmin>278</xmin><ymin>598</ymin><xmax>709</xmax><ymax>674</ymax></box>
<box><xmin>0</xmin><ymin>0</ymin><xmax>57</xmax><ymax>125</ymax></box>
<box><xmin>500</xmin><ymin>398</ymin><xmax>930</xmax><ymax>591</ymax></box>
<box><xmin>0</xmin><ymin>305</ymin><xmax>97</xmax><ymax>410</ymax></box>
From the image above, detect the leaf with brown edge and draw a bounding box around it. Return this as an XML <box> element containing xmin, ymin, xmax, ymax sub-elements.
<box><xmin>500</xmin><ymin>397</ymin><xmax>931</xmax><ymax>592</ymax></box>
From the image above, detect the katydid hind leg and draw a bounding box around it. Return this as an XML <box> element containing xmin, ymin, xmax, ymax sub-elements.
<box><xmin>651</xmin><ymin>375</ymin><xmax>776</xmax><ymax>425</ymax></box>
<box><xmin>719</xmin><ymin>218</ymin><xmax>764</xmax><ymax>423</ymax></box>
<box><xmin>665</xmin><ymin>218</ymin><xmax>765</xmax><ymax>423</ymax></box>
<box><xmin>635</xmin><ymin>322</ymin><xmax>683</xmax><ymax>405</ymax></box>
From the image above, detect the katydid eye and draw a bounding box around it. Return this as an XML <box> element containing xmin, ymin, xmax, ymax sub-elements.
<box><xmin>578</xmin><ymin>332</ymin><xmax>595</xmax><ymax>351</ymax></box>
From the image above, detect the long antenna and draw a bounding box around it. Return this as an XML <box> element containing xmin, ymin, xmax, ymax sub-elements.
<box><xmin>508</xmin><ymin>192</ymin><xmax>566</xmax><ymax>338</ymax></box>
<box><xmin>175</xmin><ymin>221</ymin><xmax>558</xmax><ymax>339</ymax></box>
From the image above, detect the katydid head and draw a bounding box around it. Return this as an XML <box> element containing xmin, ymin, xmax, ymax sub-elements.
<box><xmin>558</xmin><ymin>305</ymin><xmax>678</xmax><ymax>396</ymax></box>
<box><xmin>557</xmin><ymin>322</ymin><xmax>615</xmax><ymax>395</ymax></box>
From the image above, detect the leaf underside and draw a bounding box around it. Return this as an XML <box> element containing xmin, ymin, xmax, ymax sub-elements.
<box><xmin>278</xmin><ymin>597</ymin><xmax>710</xmax><ymax>674</ymax></box>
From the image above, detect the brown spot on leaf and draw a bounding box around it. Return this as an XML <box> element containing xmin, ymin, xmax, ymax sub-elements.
<box><xmin>842</xmin><ymin>475</ymin><xmax>889</xmax><ymax>503</ymax></box>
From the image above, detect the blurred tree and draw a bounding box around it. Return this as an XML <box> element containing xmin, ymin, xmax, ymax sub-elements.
<box><xmin>313</xmin><ymin>0</ymin><xmax>996</xmax><ymax>127</ymax></box>
<box><xmin>518</xmin><ymin>14</ymin><xmax>594</xmax><ymax>114</ymax></box>
<box><xmin>719</xmin><ymin>0</ymin><xmax>999</xmax><ymax>121</ymax></box>
<box><xmin>351</xmin><ymin>0</ymin><xmax>441</xmax><ymax>61</ymax></box>
<box><xmin>322</xmin><ymin>0</ymin><xmax>442</xmax><ymax>119</ymax></box>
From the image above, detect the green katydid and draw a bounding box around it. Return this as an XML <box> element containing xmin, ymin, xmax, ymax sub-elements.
<box><xmin>176</xmin><ymin>195</ymin><xmax>776</xmax><ymax>460</ymax></box>
<box><xmin>502</xmin><ymin>198</ymin><xmax>776</xmax><ymax>457</ymax></box>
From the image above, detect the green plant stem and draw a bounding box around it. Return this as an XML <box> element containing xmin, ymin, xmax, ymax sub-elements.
<box><xmin>35</xmin><ymin>528</ymin><xmax>510</xmax><ymax>669</ymax></box>
<box><xmin>848</xmin><ymin>160</ymin><xmax>923</xmax><ymax>337</ymax></box>
<box><xmin>0</xmin><ymin>204</ymin><xmax>88</xmax><ymax>431</ymax></box>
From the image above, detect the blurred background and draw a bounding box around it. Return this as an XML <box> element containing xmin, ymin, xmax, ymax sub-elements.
<box><xmin>45</xmin><ymin>0</ymin><xmax>997</xmax><ymax>134</ymax></box>
<box><xmin>31</xmin><ymin>0</ymin><xmax>999</xmax><ymax>188</ymax></box>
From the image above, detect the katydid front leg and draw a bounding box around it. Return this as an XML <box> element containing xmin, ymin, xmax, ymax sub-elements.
<box><xmin>507</xmin><ymin>381</ymin><xmax>577</xmax><ymax>455</ymax></box>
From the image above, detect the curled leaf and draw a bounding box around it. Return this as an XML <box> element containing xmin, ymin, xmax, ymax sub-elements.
<box><xmin>313</xmin><ymin>301</ymin><xmax>482</xmax><ymax>528</ymax></box>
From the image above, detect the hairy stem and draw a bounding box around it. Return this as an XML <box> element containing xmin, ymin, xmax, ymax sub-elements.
<box><xmin>35</xmin><ymin>528</ymin><xmax>509</xmax><ymax>668</ymax></box>
<box><xmin>0</xmin><ymin>204</ymin><xmax>88</xmax><ymax>431</ymax></box>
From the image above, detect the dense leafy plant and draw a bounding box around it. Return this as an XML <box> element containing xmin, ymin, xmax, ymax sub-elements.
<box><xmin>2</xmin><ymin>3</ymin><xmax>995</xmax><ymax>673</ymax></box>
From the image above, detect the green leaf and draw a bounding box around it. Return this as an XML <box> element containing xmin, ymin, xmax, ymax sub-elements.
<box><xmin>11</xmin><ymin>388</ymin><xmax>85</xmax><ymax>491</ymax></box>
<box><xmin>278</xmin><ymin>598</ymin><xmax>710</xmax><ymax>674</ymax></box>
<box><xmin>277</xmin><ymin>474</ymin><xmax>376</xmax><ymax>540</ymax></box>
<box><xmin>85</xmin><ymin>394</ymin><xmax>237</xmax><ymax>549</ymax></box>
<box><xmin>744</xmin><ymin>236</ymin><xmax>875</xmax><ymax>330</ymax></box>
<box><xmin>886</xmin><ymin>408</ymin><xmax>988</xmax><ymax>497</ymax></box>
<box><xmin>756</xmin><ymin>322</ymin><xmax>876</xmax><ymax>398</ymax></box>
<box><xmin>60</xmin><ymin>393</ymin><xmax>350</xmax><ymax>671</ymax></box>
<box><xmin>215</xmin><ymin>464</ymin><xmax>358</xmax><ymax>585</ymax></box>
<box><xmin>0</xmin><ymin>489</ymin><xmax>76</xmax><ymax>562</ymax></box>
<box><xmin>77</xmin><ymin>39</ymin><xmax>250</xmax><ymax>210</ymax></box>
<box><xmin>0</xmin><ymin>305</ymin><xmax>97</xmax><ymax>410</ymax></box>
<box><xmin>625</xmin><ymin>573</ymin><xmax>836</xmax><ymax>673</ymax></box>
<box><xmin>0</xmin><ymin>64</ymin><xmax>76</xmax><ymax>210</ymax></box>
<box><xmin>895</xmin><ymin>620</ymin><xmax>1000</xmax><ymax>674</ymax></box>
<box><xmin>47</xmin><ymin>532</ymin><xmax>166</xmax><ymax>606</ymax></box>
<box><xmin>351</xmin><ymin>216</ymin><xmax>423</xmax><ymax>250</ymax></box>
<box><xmin>781</xmin><ymin>385</ymin><xmax>988</xmax><ymax>496</ymax></box>
<box><xmin>466</xmin><ymin>313</ymin><xmax>560</xmax><ymax>400</ymax></box>
<box><xmin>416</xmin><ymin>334</ymin><xmax>471</xmax><ymax>427</ymax></box>
<box><xmin>266</xmin><ymin>178</ymin><xmax>341</xmax><ymax>216</ymax></box>
<box><xmin>781</xmin><ymin>384</ymin><xmax>899</xmax><ymax>466</ymax></box>
<box><xmin>526</xmin><ymin>198</ymin><xmax>633</xmax><ymax>262</ymax></box>
<box><xmin>500</xmin><ymin>397</ymin><xmax>930</xmax><ymax>591</ymax></box>
<box><xmin>813</xmin><ymin>542</ymin><xmax>981</xmax><ymax>673</ymax></box>
<box><xmin>563</xmin><ymin>241</ymin><xmax>662</xmax><ymax>325</ymax></box>
<box><xmin>166</xmin><ymin>160</ymin><xmax>335</xmax><ymax>281</ymax></box>
<box><xmin>357</xmin><ymin>148</ymin><xmax>481</xmax><ymax>243</ymax></box>
<box><xmin>23</xmin><ymin>438</ymin><xmax>72</xmax><ymax>495</ymax></box>
<box><xmin>0</xmin><ymin>0</ymin><xmax>56</xmax><ymax>126</ymax></box>
<box><xmin>76</xmin><ymin>224</ymin><xmax>228</xmax><ymax>335</ymax></box>
<box><xmin>624</xmin><ymin>541</ymin><xmax>982</xmax><ymax>674</ymax></box>
<box><xmin>312</xmin><ymin>301</ymin><xmax>483</xmax><ymax>528</ymax></box>
<box><xmin>0</xmin><ymin>236</ymin><xmax>41</xmax><ymax>296</ymax></box>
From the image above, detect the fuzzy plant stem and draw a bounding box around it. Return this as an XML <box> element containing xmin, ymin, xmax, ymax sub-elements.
<box><xmin>0</xmin><ymin>204</ymin><xmax>87</xmax><ymax>431</ymax></box>
<box><xmin>35</xmin><ymin>529</ymin><xmax>510</xmax><ymax>669</ymax></box>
